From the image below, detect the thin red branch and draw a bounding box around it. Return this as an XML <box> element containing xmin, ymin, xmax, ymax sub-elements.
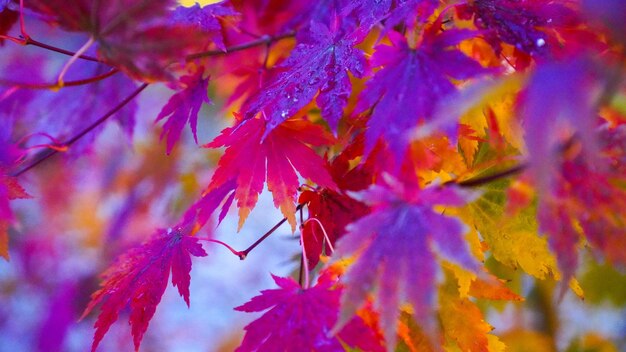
<box><xmin>25</xmin><ymin>37</ymin><xmax>104</xmax><ymax>63</ymax></box>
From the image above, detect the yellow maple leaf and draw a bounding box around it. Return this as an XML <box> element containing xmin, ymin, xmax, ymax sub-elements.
<box><xmin>439</xmin><ymin>270</ymin><xmax>505</xmax><ymax>352</ymax></box>
<box><xmin>460</xmin><ymin>179</ymin><xmax>560</xmax><ymax>280</ymax></box>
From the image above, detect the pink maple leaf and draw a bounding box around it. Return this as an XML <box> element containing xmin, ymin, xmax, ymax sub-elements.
<box><xmin>235</xmin><ymin>274</ymin><xmax>384</xmax><ymax>352</ymax></box>
<box><xmin>156</xmin><ymin>68</ymin><xmax>210</xmax><ymax>154</ymax></box>
<box><xmin>334</xmin><ymin>178</ymin><xmax>479</xmax><ymax>346</ymax></box>
<box><xmin>82</xmin><ymin>226</ymin><xmax>207</xmax><ymax>352</ymax></box>
<box><xmin>198</xmin><ymin>116</ymin><xmax>336</xmax><ymax>231</ymax></box>
<box><xmin>356</xmin><ymin>21</ymin><xmax>485</xmax><ymax>161</ymax></box>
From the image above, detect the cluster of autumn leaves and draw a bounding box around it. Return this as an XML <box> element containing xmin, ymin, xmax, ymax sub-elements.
<box><xmin>1</xmin><ymin>0</ymin><xmax>625</xmax><ymax>351</ymax></box>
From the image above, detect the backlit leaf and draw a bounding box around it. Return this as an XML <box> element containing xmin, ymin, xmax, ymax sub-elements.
<box><xmin>201</xmin><ymin>117</ymin><xmax>336</xmax><ymax>230</ymax></box>
<box><xmin>82</xmin><ymin>226</ymin><xmax>207</xmax><ymax>352</ymax></box>
<box><xmin>335</xmin><ymin>178</ymin><xmax>479</xmax><ymax>346</ymax></box>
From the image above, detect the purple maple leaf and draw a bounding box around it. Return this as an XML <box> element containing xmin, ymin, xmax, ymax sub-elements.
<box><xmin>457</xmin><ymin>0</ymin><xmax>580</xmax><ymax>57</ymax></box>
<box><xmin>345</xmin><ymin>0</ymin><xmax>439</xmax><ymax>29</ymax></box>
<box><xmin>82</xmin><ymin>225</ymin><xmax>207</xmax><ymax>352</ymax></box>
<box><xmin>334</xmin><ymin>178</ymin><xmax>479</xmax><ymax>347</ymax></box>
<box><xmin>171</xmin><ymin>2</ymin><xmax>239</xmax><ymax>51</ymax></box>
<box><xmin>520</xmin><ymin>58</ymin><xmax>609</xmax><ymax>289</ymax></box>
<box><xmin>356</xmin><ymin>23</ymin><xmax>484</xmax><ymax>160</ymax></box>
<box><xmin>521</xmin><ymin>58</ymin><xmax>601</xmax><ymax>195</ymax></box>
<box><xmin>242</xmin><ymin>21</ymin><xmax>366</xmax><ymax>133</ymax></box>
<box><xmin>156</xmin><ymin>68</ymin><xmax>210</xmax><ymax>154</ymax></box>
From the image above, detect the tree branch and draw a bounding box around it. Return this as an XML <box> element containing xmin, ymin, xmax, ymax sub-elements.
<box><xmin>11</xmin><ymin>83</ymin><xmax>149</xmax><ymax>177</ymax></box>
<box><xmin>185</xmin><ymin>31</ymin><xmax>295</xmax><ymax>61</ymax></box>
<box><xmin>0</xmin><ymin>68</ymin><xmax>119</xmax><ymax>90</ymax></box>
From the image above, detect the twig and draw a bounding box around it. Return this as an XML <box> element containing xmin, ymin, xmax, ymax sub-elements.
<box><xmin>0</xmin><ymin>68</ymin><xmax>119</xmax><ymax>90</ymax></box>
<box><xmin>185</xmin><ymin>31</ymin><xmax>295</xmax><ymax>61</ymax></box>
<box><xmin>238</xmin><ymin>203</ymin><xmax>305</xmax><ymax>260</ymax></box>
<box><xmin>454</xmin><ymin>164</ymin><xmax>527</xmax><ymax>188</ymax></box>
<box><xmin>10</xmin><ymin>83</ymin><xmax>149</xmax><ymax>177</ymax></box>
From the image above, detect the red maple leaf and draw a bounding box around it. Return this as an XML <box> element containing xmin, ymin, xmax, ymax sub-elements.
<box><xmin>298</xmin><ymin>135</ymin><xmax>373</xmax><ymax>269</ymax></box>
<box><xmin>537</xmin><ymin>129</ymin><xmax>626</xmax><ymax>291</ymax></box>
<box><xmin>0</xmin><ymin>2</ymin><xmax>17</xmax><ymax>46</ymax></box>
<box><xmin>156</xmin><ymin>67</ymin><xmax>210</xmax><ymax>154</ymax></box>
<box><xmin>334</xmin><ymin>178</ymin><xmax>479</xmax><ymax>346</ymax></box>
<box><xmin>200</xmin><ymin>116</ymin><xmax>336</xmax><ymax>230</ymax></box>
<box><xmin>356</xmin><ymin>20</ymin><xmax>485</xmax><ymax>161</ymax></box>
<box><xmin>82</xmin><ymin>226</ymin><xmax>207</xmax><ymax>352</ymax></box>
<box><xmin>235</xmin><ymin>273</ymin><xmax>384</xmax><ymax>352</ymax></box>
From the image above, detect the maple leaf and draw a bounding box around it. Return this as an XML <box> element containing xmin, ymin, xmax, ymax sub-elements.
<box><xmin>459</xmin><ymin>178</ymin><xmax>560</xmax><ymax>280</ymax></box>
<box><xmin>538</xmin><ymin>151</ymin><xmax>626</xmax><ymax>288</ymax></box>
<box><xmin>82</xmin><ymin>226</ymin><xmax>207</xmax><ymax>352</ymax></box>
<box><xmin>235</xmin><ymin>274</ymin><xmax>384</xmax><ymax>352</ymax></box>
<box><xmin>242</xmin><ymin>21</ymin><xmax>366</xmax><ymax>133</ymax></box>
<box><xmin>298</xmin><ymin>136</ymin><xmax>373</xmax><ymax>269</ymax></box>
<box><xmin>356</xmin><ymin>22</ymin><xmax>485</xmax><ymax>160</ymax></box>
<box><xmin>519</xmin><ymin>58</ymin><xmax>614</xmax><ymax>285</ymax></box>
<box><xmin>334</xmin><ymin>177</ymin><xmax>479</xmax><ymax>347</ymax></box>
<box><xmin>344</xmin><ymin>0</ymin><xmax>439</xmax><ymax>29</ymax></box>
<box><xmin>299</xmin><ymin>188</ymin><xmax>369</xmax><ymax>269</ymax></box>
<box><xmin>439</xmin><ymin>269</ymin><xmax>505</xmax><ymax>352</ymax></box>
<box><xmin>156</xmin><ymin>67</ymin><xmax>210</xmax><ymax>154</ymax></box>
<box><xmin>201</xmin><ymin>117</ymin><xmax>336</xmax><ymax>230</ymax></box>
<box><xmin>27</xmin><ymin>0</ymin><xmax>208</xmax><ymax>80</ymax></box>
<box><xmin>521</xmin><ymin>58</ymin><xmax>602</xmax><ymax>196</ymax></box>
<box><xmin>171</xmin><ymin>2</ymin><xmax>239</xmax><ymax>51</ymax></box>
<box><xmin>456</xmin><ymin>0</ymin><xmax>581</xmax><ymax>57</ymax></box>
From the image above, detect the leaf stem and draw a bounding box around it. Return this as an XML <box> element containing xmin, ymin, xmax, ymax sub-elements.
<box><xmin>10</xmin><ymin>82</ymin><xmax>149</xmax><ymax>177</ymax></box>
<box><xmin>197</xmin><ymin>238</ymin><xmax>245</xmax><ymax>258</ymax></box>
<box><xmin>56</xmin><ymin>36</ymin><xmax>96</xmax><ymax>87</ymax></box>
